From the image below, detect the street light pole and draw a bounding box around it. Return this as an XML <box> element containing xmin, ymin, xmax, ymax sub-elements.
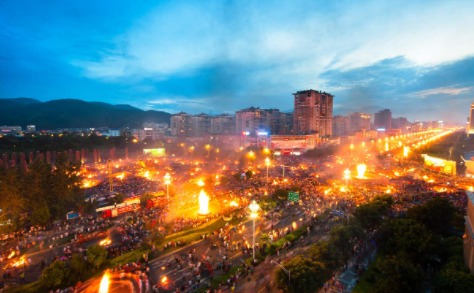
<box><xmin>271</xmin><ymin>260</ymin><xmax>290</xmax><ymax>285</ymax></box>
<box><xmin>344</xmin><ymin>169</ymin><xmax>351</xmax><ymax>208</ymax></box>
<box><xmin>265</xmin><ymin>157</ymin><xmax>270</xmax><ymax>183</ymax></box>
<box><xmin>164</xmin><ymin>173</ymin><xmax>171</xmax><ymax>209</ymax></box>
<box><xmin>249</xmin><ymin>200</ymin><xmax>260</xmax><ymax>261</ymax></box>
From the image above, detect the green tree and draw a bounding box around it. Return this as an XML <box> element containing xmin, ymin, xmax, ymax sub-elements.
<box><xmin>40</xmin><ymin>260</ymin><xmax>70</xmax><ymax>289</ymax></box>
<box><xmin>370</xmin><ymin>253</ymin><xmax>423</xmax><ymax>293</ymax></box>
<box><xmin>245</xmin><ymin>170</ymin><xmax>253</xmax><ymax>179</ymax></box>
<box><xmin>140</xmin><ymin>193</ymin><xmax>154</xmax><ymax>209</ymax></box>
<box><xmin>329</xmin><ymin>222</ymin><xmax>364</xmax><ymax>261</ymax></box>
<box><xmin>379</xmin><ymin>219</ymin><xmax>441</xmax><ymax>266</ymax></box>
<box><xmin>30</xmin><ymin>203</ymin><xmax>51</xmax><ymax>226</ymax></box>
<box><xmin>275</xmin><ymin>256</ymin><xmax>329</xmax><ymax>293</ymax></box>
<box><xmin>274</xmin><ymin>189</ymin><xmax>289</xmax><ymax>201</ymax></box>
<box><xmin>87</xmin><ymin>245</ymin><xmax>108</xmax><ymax>270</ymax></box>
<box><xmin>308</xmin><ymin>241</ymin><xmax>342</xmax><ymax>273</ymax></box>
<box><xmin>109</xmin><ymin>192</ymin><xmax>126</xmax><ymax>205</ymax></box>
<box><xmin>220</xmin><ymin>176</ymin><xmax>229</xmax><ymax>185</ymax></box>
<box><xmin>69</xmin><ymin>254</ymin><xmax>88</xmax><ymax>283</ymax></box>
<box><xmin>407</xmin><ymin>197</ymin><xmax>456</xmax><ymax>236</ymax></box>
<box><xmin>354</xmin><ymin>195</ymin><xmax>393</xmax><ymax>230</ymax></box>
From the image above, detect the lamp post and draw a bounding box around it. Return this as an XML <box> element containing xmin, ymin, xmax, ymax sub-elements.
<box><xmin>164</xmin><ymin>173</ymin><xmax>171</xmax><ymax>208</ymax></box>
<box><xmin>281</xmin><ymin>165</ymin><xmax>290</xmax><ymax>177</ymax></box>
<box><xmin>343</xmin><ymin>169</ymin><xmax>350</xmax><ymax>207</ymax></box>
<box><xmin>249</xmin><ymin>200</ymin><xmax>260</xmax><ymax>261</ymax></box>
<box><xmin>205</xmin><ymin>144</ymin><xmax>211</xmax><ymax>157</ymax></box>
<box><xmin>265</xmin><ymin>157</ymin><xmax>270</xmax><ymax>183</ymax></box>
<box><xmin>271</xmin><ymin>260</ymin><xmax>290</xmax><ymax>285</ymax></box>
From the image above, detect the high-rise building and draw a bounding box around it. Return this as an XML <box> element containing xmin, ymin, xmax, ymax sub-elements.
<box><xmin>391</xmin><ymin>117</ymin><xmax>408</xmax><ymax>132</ymax></box>
<box><xmin>349</xmin><ymin>113</ymin><xmax>371</xmax><ymax>132</ymax></box>
<box><xmin>293</xmin><ymin>90</ymin><xmax>333</xmax><ymax>137</ymax></box>
<box><xmin>192</xmin><ymin>113</ymin><xmax>212</xmax><ymax>137</ymax></box>
<box><xmin>236</xmin><ymin>107</ymin><xmax>286</xmax><ymax>136</ymax></box>
<box><xmin>132</xmin><ymin>123</ymin><xmax>167</xmax><ymax>141</ymax></box>
<box><xmin>332</xmin><ymin>115</ymin><xmax>350</xmax><ymax>136</ymax></box>
<box><xmin>171</xmin><ymin>112</ymin><xmax>193</xmax><ymax>137</ymax></box>
<box><xmin>171</xmin><ymin>112</ymin><xmax>212</xmax><ymax>137</ymax></box>
<box><xmin>211</xmin><ymin>114</ymin><xmax>235</xmax><ymax>135</ymax></box>
<box><xmin>374</xmin><ymin>109</ymin><xmax>392</xmax><ymax>130</ymax></box>
<box><xmin>0</xmin><ymin>126</ymin><xmax>22</xmax><ymax>135</ymax></box>
<box><xmin>26</xmin><ymin>125</ymin><xmax>36</xmax><ymax>133</ymax></box>
<box><xmin>469</xmin><ymin>103</ymin><xmax>474</xmax><ymax>137</ymax></box>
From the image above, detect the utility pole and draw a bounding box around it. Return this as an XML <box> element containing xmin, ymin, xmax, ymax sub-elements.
<box><xmin>108</xmin><ymin>159</ymin><xmax>113</xmax><ymax>194</ymax></box>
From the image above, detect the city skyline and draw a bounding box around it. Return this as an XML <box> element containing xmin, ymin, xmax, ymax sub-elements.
<box><xmin>1</xmin><ymin>0</ymin><xmax>474</xmax><ymax>123</ymax></box>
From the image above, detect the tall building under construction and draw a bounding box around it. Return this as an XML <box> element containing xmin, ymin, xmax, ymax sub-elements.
<box><xmin>293</xmin><ymin>90</ymin><xmax>333</xmax><ymax>137</ymax></box>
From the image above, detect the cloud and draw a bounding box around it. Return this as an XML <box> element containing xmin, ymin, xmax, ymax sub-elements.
<box><xmin>411</xmin><ymin>86</ymin><xmax>472</xmax><ymax>98</ymax></box>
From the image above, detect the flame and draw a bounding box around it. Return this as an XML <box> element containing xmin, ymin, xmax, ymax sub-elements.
<box><xmin>356</xmin><ymin>164</ymin><xmax>367</xmax><ymax>179</ymax></box>
<box><xmin>230</xmin><ymin>201</ymin><xmax>239</xmax><ymax>207</ymax></box>
<box><xmin>7</xmin><ymin>251</ymin><xmax>15</xmax><ymax>259</ymax></box>
<box><xmin>10</xmin><ymin>257</ymin><xmax>26</xmax><ymax>268</ymax></box>
<box><xmin>116</xmin><ymin>173</ymin><xmax>124</xmax><ymax>180</ymax></box>
<box><xmin>198</xmin><ymin>190</ymin><xmax>209</xmax><ymax>215</ymax></box>
<box><xmin>98</xmin><ymin>271</ymin><xmax>110</xmax><ymax>293</ymax></box>
<box><xmin>143</xmin><ymin>171</ymin><xmax>150</xmax><ymax>179</ymax></box>
<box><xmin>340</xmin><ymin>186</ymin><xmax>346</xmax><ymax>192</ymax></box>
<box><xmin>292</xmin><ymin>221</ymin><xmax>297</xmax><ymax>230</ymax></box>
<box><xmin>469</xmin><ymin>186</ymin><xmax>474</xmax><ymax>192</ymax></box>
<box><xmin>99</xmin><ymin>239</ymin><xmax>111</xmax><ymax>246</ymax></box>
<box><xmin>161</xmin><ymin>276</ymin><xmax>168</xmax><ymax>285</ymax></box>
<box><xmin>197</xmin><ymin>180</ymin><xmax>205</xmax><ymax>186</ymax></box>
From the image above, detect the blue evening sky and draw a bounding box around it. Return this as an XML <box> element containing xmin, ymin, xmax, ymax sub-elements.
<box><xmin>1</xmin><ymin>0</ymin><xmax>474</xmax><ymax>122</ymax></box>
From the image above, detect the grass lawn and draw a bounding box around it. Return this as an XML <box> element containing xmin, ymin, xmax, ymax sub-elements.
<box><xmin>352</xmin><ymin>253</ymin><xmax>384</xmax><ymax>293</ymax></box>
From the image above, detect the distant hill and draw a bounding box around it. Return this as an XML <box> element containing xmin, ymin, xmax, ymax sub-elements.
<box><xmin>0</xmin><ymin>98</ymin><xmax>171</xmax><ymax>130</ymax></box>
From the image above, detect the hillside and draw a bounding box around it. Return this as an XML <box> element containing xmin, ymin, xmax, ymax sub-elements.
<box><xmin>0</xmin><ymin>98</ymin><xmax>171</xmax><ymax>129</ymax></box>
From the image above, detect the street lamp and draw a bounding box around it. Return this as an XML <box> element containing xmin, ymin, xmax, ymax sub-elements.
<box><xmin>205</xmin><ymin>144</ymin><xmax>211</xmax><ymax>157</ymax></box>
<box><xmin>249</xmin><ymin>200</ymin><xmax>260</xmax><ymax>261</ymax></box>
<box><xmin>265</xmin><ymin>157</ymin><xmax>270</xmax><ymax>183</ymax></box>
<box><xmin>164</xmin><ymin>173</ymin><xmax>171</xmax><ymax>208</ymax></box>
<box><xmin>271</xmin><ymin>260</ymin><xmax>290</xmax><ymax>285</ymax></box>
<box><xmin>343</xmin><ymin>169</ymin><xmax>350</xmax><ymax>207</ymax></box>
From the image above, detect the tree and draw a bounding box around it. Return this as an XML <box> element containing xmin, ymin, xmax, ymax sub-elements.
<box><xmin>30</xmin><ymin>203</ymin><xmax>51</xmax><ymax>226</ymax></box>
<box><xmin>354</xmin><ymin>195</ymin><xmax>393</xmax><ymax>230</ymax></box>
<box><xmin>87</xmin><ymin>245</ymin><xmax>108</xmax><ymax>270</ymax></box>
<box><xmin>109</xmin><ymin>192</ymin><xmax>126</xmax><ymax>205</ymax></box>
<box><xmin>407</xmin><ymin>197</ymin><xmax>456</xmax><ymax>236</ymax></box>
<box><xmin>220</xmin><ymin>176</ymin><xmax>229</xmax><ymax>185</ymax></box>
<box><xmin>435</xmin><ymin>260</ymin><xmax>474</xmax><ymax>293</ymax></box>
<box><xmin>245</xmin><ymin>170</ymin><xmax>253</xmax><ymax>179</ymax></box>
<box><xmin>40</xmin><ymin>260</ymin><xmax>70</xmax><ymax>289</ymax></box>
<box><xmin>329</xmin><ymin>223</ymin><xmax>364</xmax><ymax>261</ymax></box>
<box><xmin>371</xmin><ymin>253</ymin><xmax>423</xmax><ymax>293</ymax></box>
<box><xmin>275</xmin><ymin>255</ymin><xmax>328</xmax><ymax>293</ymax></box>
<box><xmin>69</xmin><ymin>254</ymin><xmax>88</xmax><ymax>283</ymax></box>
<box><xmin>140</xmin><ymin>193</ymin><xmax>154</xmax><ymax>209</ymax></box>
<box><xmin>308</xmin><ymin>241</ymin><xmax>342</xmax><ymax>273</ymax></box>
<box><xmin>379</xmin><ymin>219</ymin><xmax>441</xmax><ymax>266</ymax></box>
<box><xmin>274</xmin><ymin>189</ymin><xmax>289</xmax><ymax>201</ymax></box>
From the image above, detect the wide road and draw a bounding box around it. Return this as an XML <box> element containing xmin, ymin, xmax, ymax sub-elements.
<box><xmin>148</xmin><ymin>204</ymin><xmax>307</xmax><ymax>292</ymax></box>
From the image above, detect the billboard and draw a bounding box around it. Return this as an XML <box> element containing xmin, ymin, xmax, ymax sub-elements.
<box><xmin>143</xmin><ymin>148</ymin><xmax>165</xmax><ymax>157</ymax></box>
<box><xmin>422</xmin><ymin>154</ymin><xmax>456</xmax><ymax>175</ymax></box>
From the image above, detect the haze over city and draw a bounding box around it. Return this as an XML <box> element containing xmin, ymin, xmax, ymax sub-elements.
<box><xmin>2</xmin><ymin>1</ymin><xmax>474</xmax><ymax>293</ymax></box>
<box><xmin>1</xmin><ymin>0</ymin><xmax>474</xmax><ymax>121</ymax></box>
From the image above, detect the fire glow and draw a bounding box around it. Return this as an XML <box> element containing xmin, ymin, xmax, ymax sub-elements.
<box><xmin>198</xmin><ymin>190</ymin><xmax>210</xmax><ymax>215</ymax></box>
<box><xmin>356</xmin><ymin>164</ymin><xmax>367</xmax><ymax>179</ymax></box>
<box><xmin>98</xmin><ymin>271</ymin><xmax>110</xmax><ymax>293</ymax></box>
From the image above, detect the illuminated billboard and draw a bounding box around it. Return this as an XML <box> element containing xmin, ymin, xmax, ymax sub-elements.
<box><xmin>143</xmin><ymin>148</ymin><xmax>165</xmax><ymax>157</ymax></box>
<box><xmin>422</xmin><ymin>154</ymin><xmax>456</xmax><ymax>175</ymax></box>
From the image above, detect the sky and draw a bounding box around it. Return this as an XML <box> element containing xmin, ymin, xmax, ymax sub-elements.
<box><xmin>1</xmin><ymin>0</ymin><xmax>474</xmax><ymax>122</ymax></box>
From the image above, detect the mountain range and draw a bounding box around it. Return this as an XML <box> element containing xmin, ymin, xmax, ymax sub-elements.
<box><xmin>0</xmin><ymin>98</ymin><xmax>171</xmax><ymax>130</ymax></box>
